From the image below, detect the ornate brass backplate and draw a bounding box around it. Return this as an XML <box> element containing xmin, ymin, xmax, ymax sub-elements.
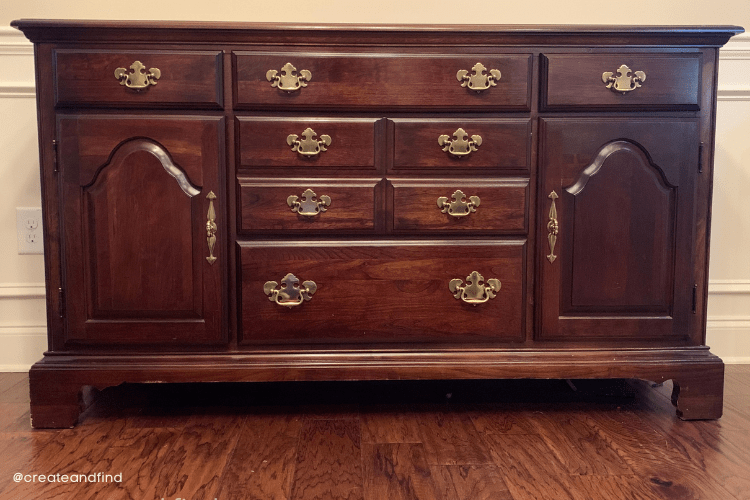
<box><xmin>546</xmin><ymin>191</ymin><xmax>559</xmax><ymax>263</ymax></box>
<box><xmin>449</xmin><ymin>271</ymin><xmax>501</xmax><ymax>305</ymax></box>
<box><xmin>264</xmin><ymin>273</ymin><xmax>317</xmax><ymax>308</ymax></box>
<box><xmin>456</xmin><ymin>62</ymin><xmax>501</xmax><ymax>91</ymax></box>
<box><xmin>438</xmin><ymin>128</ymin><xmax>482</xmax><ymax>157</ymax></box>
<box><xmin>288</xmin><ymin>189</ymin><xmax>331</xmax><ymax>216</ymax></box>
<box><xmin>602</xmin><ymin>64</ymin><xmax>646</xmax><ymax>94</ymax></box>
<box><xmin>266</xmin><ymin>63</ymin><xmax>311</xmax><ymax>92</ymax></box>
<box><xmin>205</xmin><ymin>191</ymin><xmax>217</xmax><ymax>265</ymax></box>
<box><xmin>437</xmin><ymin>190</ymin><xmax>480</xmax><ymax>217</ymax></box>
<box><xmin>287</xmin><ymin>128</ymin><xmax>332</xmax><ymax>157</ymax></box>
<box><xmin>114</xmin><ymin>61</ymin><xmax>161</xmax><ymax>89</ymax></box>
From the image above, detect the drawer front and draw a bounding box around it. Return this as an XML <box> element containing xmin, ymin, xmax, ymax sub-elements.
<box><xmin>391</xmin><ymin>179</ymin><xmax>528</xmax><ymax>233</ymax></box>
<box><xmin>238</xmin><ymin>179</ymin><xmax>382</xmax><ymax>233</ymax></box>
<box><xmin>54</xmin><ymin>50</ymin><xmax>223</xmax><ymax>107</ymax></box>
<box><xmin>392</xmin><ymin>119</ymin><xmax>530</xmax><ymax>171</ymax></box>
<box><xmin>237</xmin><ymin>117</ymin><xmax>378</xmax><ymax>170</ymax></box>
<box><xmin>239</xmin><ymin>241</ymin><xmax>525</xmax><ymax>344</ymax></box>
<box><xmin>542</xmin><ymin>53</ymin><xmax>702</xmax><ymax>110</ymax></box>
<box><xmin>235</xmin><ymin>52</ymin><xmax>531</xmax><ymax>110</ymax></box>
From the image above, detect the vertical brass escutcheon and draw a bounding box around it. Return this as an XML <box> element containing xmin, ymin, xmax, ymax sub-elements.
<box><xmin>547</xmin><ymin>191</ymin><xmax>559</xmax><ymax>263</ymax></box>
<box><xmin>456</xmin><ymin>62</ymin><xmax>501</xmax><ymax>92</ymax></box>
<box><xmin>266</xmin><ymin>63</ymin><xmax>311</xmax><ymax>92</ymax></box>
<box><xmin>438</xmin><ymin>128</ymin><xmax>482</xmax><ymax>157</ymax></box>
<box><xmin>114</xmin><ymin>61</ymin><xmax>161</xmax><ymax>89</ymax></box>
<box><xmin>264</xmin><ymin>273</ymin><xmax>317</xmax><ymax>308</ymax></box>
<box><xmin>288</xmin><ymin>189</ymin><xmax>331</xmax><ymax>217</ymax></box>
<box><xmin>602</xmin><ymin>65</ymin><xmax>646</xmax><ymax>94</ymax></box>
<box><xmin>449</xmin><ymin>271</ymin><xmax>501</xmax><ymax>305</ymax></box>
<box><xmin>205</xmin><ymin>191</ymin><xmax>217</xmax><ymax>265</ymax></box>
<box><xmin>437</xmin><ymin>190</ymin><xmax>480</xmax><ymax>217</ymax></box>
<box><xmin>288</xmin><ymin>128</ymin><xmax>332</xmax><ymax>157</ymax></box>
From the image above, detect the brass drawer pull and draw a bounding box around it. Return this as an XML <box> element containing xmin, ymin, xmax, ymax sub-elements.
<box><xmin>288</xmin><ymin>128</ymin><xmax>331</xmax><ymax>157</ymax></box>
<box><xmin>288</xmin><ymin>189</ymin><xmax>331</xmax><ymax>216</ymax></box>
<box><xmin>205</xmin><ymin>191</ymin><xmax>218</xmax><ymax>265</ymax></box>
<box><xmin>437</xmin><ymin>190</ymin><xmax>480</xmax><ymax>217</ymax></box>
<box><xmin>264</xmin><ymin>273</ymin><xmax>317</xmax><ymax>308</ymax></box>
<box><xmin>267</xmin><ymin>62</ymin><xmax>311</xmax><ymax>92</ymax></box>
<box><xmin>547</xmin><ymin>191</ymin><xmax>559</xmax><ymax>263</ymax></box>
<box><xmin>438</xmin><ymin>128</ymin><xmax>482</xmax><ymax>157</ymax></box>
<box><xmin>456</xmin><ymin>62</ymin><xmax>501</xmax><ymax>91</ymax></box>
<box><xmin>114</xmin><ymin>61</ymin><xmax>161</xmax><ymax>89</ymax></box>
<box><xmin>602</xmin><ymin>64</ymin><xmax>646</xmax><ymax>94</ymax></box>
<box><xmin>449</xmin><ymin>271</ymin><xmax>501</xmax><ymax>305</ymax></box>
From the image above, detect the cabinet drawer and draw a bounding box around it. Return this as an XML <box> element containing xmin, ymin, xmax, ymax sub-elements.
<box><xmin>542</xmin><ymin>53</ymin><xmax>701</xmax><ymax>110</ymax></box>
<box><xmin>54</xmin><ymin>50</ymin><xmax>223</xmax><ymax>107</ymax></box>
<box><xmin>238</xmin><ymin>179</ymin><xmax>381</xmax><ymax>233</ymax></box>
<box><xmin>239</xmin><ymin>241</ymin><xmax>525</xmax><ymax>344</ymax></box>
<box><xmin>391</xmin><ymin>179</ymin><xmax>528</xmax><ymax>233</ymax></box>
<box><xmin>237</xmin><ymin>117</ymin><xmax>378</xmax><ymax>170</ymax></box>
<box><xmin>235</xmin><ymin>52</ymin><xmax>531</xmax><ymax>110</ymax></box>
<box><xmin>392</xmin><ymin>119</ymin><xmax>530</xmax><ymax>171</ymax></box>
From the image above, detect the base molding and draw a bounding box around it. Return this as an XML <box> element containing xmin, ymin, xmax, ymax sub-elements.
<box><xmin>29</xmin><ymin>346</ymin><xmax>724</xmax><ymax>427</ymax></box>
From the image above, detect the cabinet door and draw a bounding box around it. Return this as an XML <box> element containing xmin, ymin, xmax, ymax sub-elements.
<box><xmin>58</xmin><ymin>115</ymin><xmax>225</xmax><ymax>345</ymax></box>
<box><xmin>539</xmin><ymin>118</ymin><xmax>699</xmax><ymax>341</ymax></box>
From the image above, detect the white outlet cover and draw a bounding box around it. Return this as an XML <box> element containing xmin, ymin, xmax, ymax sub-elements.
<box><xmin>16</xmin><ymin>207</ymin><xmax>44</xmax><ymax>255</ymax></box>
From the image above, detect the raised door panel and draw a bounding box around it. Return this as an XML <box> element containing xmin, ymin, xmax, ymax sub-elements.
<box><xmin>539</xmin><ymin>118</ymin><xmax>699</xmax><ymax>340</ymax></box>
<box><xmin>58</xmin><ymin>115</ymin><xmax>225</xmax><ymax>345</ymax></box>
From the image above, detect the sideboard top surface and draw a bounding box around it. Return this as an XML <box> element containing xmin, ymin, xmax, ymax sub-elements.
<box><xmin>11</xmin><ymin>20</ymin><xmax>744</xmax><ymax>46</ymax></box>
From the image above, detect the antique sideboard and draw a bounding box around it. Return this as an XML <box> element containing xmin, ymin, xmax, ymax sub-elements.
<box><xmin>11</xmin><ymin>20</ymin><xmax>743</xmax><ymax>427</ymax></box>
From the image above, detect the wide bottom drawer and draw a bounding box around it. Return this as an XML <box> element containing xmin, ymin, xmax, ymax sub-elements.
<box><xmin>239</xmin><ymin>240</ymin><xmax>525</xmax><ymax>344</ymax></box>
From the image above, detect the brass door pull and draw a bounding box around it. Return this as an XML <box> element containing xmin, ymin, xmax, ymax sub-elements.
<box><xmin>602</xmin><ymin>64</ymin><xmax>646</xmax><ymax>94</ymax></box>
<box><xmin>456</xmin><ymin>62</ymin><xmax>501</xmax><ymax>91</ymax></box>
<box><xmin>288</xmin><ymin>189</ymin><xmax>331</xmax><ymax>216</ymax></box>
<box><xmin>114</xmin><ymin>61</ymin><xmax>161</xmax><ymax>89</ymax></box>
<box><xmin>449</xmin><ymin>271</ymin><xmax>501</xmax><ymax>305</ymax></box>
<box><xmin>288</xmin><ymin>128</ymin><xmax>331</xmax><ymax>157</ymax></box>
<box><xmin>437</xmin><ymin>190</ymin><xmax>480</xmax><ymax>217</ymax></box>
<box><xmin>547</xmin><ymin>191</ymin><xmax>558</xmax><ymax>263</ymax></box>
<box><xmin>438</xmin><ymin>128</ymin><xmax>482</xmax><ymax>157</ymax></box>
<box><xmin>205</xmin><ymin>191</ymin><xmax>217</xmax><ymax>265</ymax></box>
<box><xmin>267</xmin><ymin>62</ymin><xmax>311</xmax><ymax>92</ymax></box>
<box><xmin>264</xmin><ymin>273</ymin><xmax>317</xmax><ymax>308</ymax></box>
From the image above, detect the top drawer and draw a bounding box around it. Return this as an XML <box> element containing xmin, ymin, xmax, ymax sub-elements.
<box><xmin>235</xmin><ymin>52</ymin><xmax>531</xmax><ymax>111</ymax></box>
<box><xmin>542</xmin><ymin>53</ymin><xmax>702</xmax><ymax>110</ymax></box>
<box><xmin>54</xmin><ymin>50</ymin><xmax>223</xmax><ymax>108</ymax></box>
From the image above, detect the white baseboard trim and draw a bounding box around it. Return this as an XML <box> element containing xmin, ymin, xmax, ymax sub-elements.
<box><xmin>708</xmin><ymin>280</ymin><xmax>750</xmax><ymax>294</ymax></box>
<box><xmin>0</xmin><ymin>364</ymin><xmax>31</xmax><ymax>372</ymax></box>
<box><xmin>722</xmin><ymin>357</ymin><xmax>750</xmax><ymax>365</ymax></box>
<box><xmin>0</xmin><ymin>283</ymin><xmax>46</xmax><ymax>299</ymax></box>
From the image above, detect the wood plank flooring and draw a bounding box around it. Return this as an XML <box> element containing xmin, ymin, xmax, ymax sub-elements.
<box><xmin>0</xmin><ymin>366</ymin><xmax>749</xmax><ymax>499</ymax></box>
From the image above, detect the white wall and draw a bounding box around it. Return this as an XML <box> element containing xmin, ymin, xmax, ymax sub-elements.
<box><xmin>0</xmin><ymin>4</ymin><xmax>748</xmax><ymax>370</ymax></box>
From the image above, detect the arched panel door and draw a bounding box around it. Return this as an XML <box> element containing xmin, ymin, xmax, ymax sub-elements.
<box><xmin>58</xmin><ymin>115</ymin><xmax>225</xmax><ymax>345</ymax></box>
<box><xmin>539</xmin><ymin>118</ymin><xmax>699</xmax><ymax>341</ymax></box>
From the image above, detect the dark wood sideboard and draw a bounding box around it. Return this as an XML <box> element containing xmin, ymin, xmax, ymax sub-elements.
<box><xmin>11</xmin><ymin>20</ymin><xmax>744</xmax><ymax>427</ymax></box>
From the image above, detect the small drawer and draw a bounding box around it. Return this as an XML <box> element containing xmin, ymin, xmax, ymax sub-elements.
<box><xmin>237</xmin><ymin>117</ymin><xmax>378</xmax><ymax>170</ymax></box>
<box><xmin>54</xmin><ymin>50</ymin><xmax>223</xmax><ymax>107</ymax></box>
<box><xmin>391</xmin><ymin>179</ymin><xmax>528</xmax><ymax>233</ymax></box>
<box><xmin>239</xmin><ymin>240</ymin><xmax>525</xmax><ymax>345</ymax></box>
<box><xmin>235</xmin><ymin>52</ymin><xmax>531</xmax><ymax>111</ymax></box>
<box><xmin>542</xmin><ymin>53</ymin><xmax>702</xmax><ymax>110</ymax></box>
<box><xmin>392</xmin><ymin>118</ymin><xmax>530</xmax><ymax>171</ymax></box>
<box><xmin>238</xmin><ymin>178</ymin><xmax>382</xmax><ymax>233</ymax></box>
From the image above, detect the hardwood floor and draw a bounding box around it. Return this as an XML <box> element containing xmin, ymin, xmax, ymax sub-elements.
<box><xmin>0</xmin><ymin>366</ymin><xmax>749</xmax><ymax>499</ymax></box>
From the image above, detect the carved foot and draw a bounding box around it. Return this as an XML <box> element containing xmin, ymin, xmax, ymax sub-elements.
<box><xmin>671</xmin><ymin>364</ymin><xmax>724</xmax><ymax>420</ymax></box>
<box><xmin>29</xmin><ymin>369</ymin><xmax>85</xmax><ymax>428</ymax></box>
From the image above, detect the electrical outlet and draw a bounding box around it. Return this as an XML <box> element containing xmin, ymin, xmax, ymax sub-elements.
<box><xmin>16</xmin><ymin>208</ymin><xmax>44</xmax><ymax>254</ymax></box>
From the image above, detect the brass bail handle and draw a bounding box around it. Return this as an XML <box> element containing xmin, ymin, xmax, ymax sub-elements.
<box><xmin>449</xmin><ymin>271</ymin><xmax>501</xmax><ymax>305</ymax></box>
<box><xmin>264</xmin><ymin>273</ymin><xmax>317</xmax><ymax>308</ymax></box>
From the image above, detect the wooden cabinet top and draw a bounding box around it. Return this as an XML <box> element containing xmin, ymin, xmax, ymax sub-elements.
<box><xmin>11</xmin><ymin>20</ymin><xmax>743</xmax><ymax>46</ymax></box>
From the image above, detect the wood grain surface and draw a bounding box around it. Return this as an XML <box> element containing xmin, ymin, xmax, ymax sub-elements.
<box><xmin>3</xmin><ymin>366</ymin><xmax>749</xmax><ymax>499</ymax></box>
